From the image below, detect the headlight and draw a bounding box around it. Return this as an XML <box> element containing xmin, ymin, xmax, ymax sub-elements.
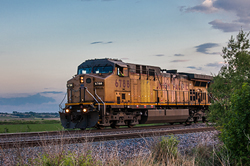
<box><xmin>80</xmin><ymin>77</ymin><xmax>84</xmax><ymax>83</ymax></box>
<box><xmin>83</xmin><ymin>108</ymin><xmax>88</xmax><ymax>113</ymax></box>
<box><xmin>65</xmin><ymin>109</ymin><xmax>70</xmax><ymax>113</ymax></box>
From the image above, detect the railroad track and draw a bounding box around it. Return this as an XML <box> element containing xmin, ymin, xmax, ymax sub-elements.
<box><xmin>0</xmin><ymin>124</ymin><xmax>184</xmax><ymax>139</ymax></box>
<box><xmin>0</xmin><ymin>126</ymin><xmax>215</xmax><ymax>149</ymax></box>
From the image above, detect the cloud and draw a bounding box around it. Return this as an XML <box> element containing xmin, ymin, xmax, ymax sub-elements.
<box><xmin>170</xmin><ymin>60</ymin><xmax>189</xmax><ymax>62</ymax></box>
<box><xmin>187</xmin><ymin>66</ymin><xmax>202</xmax><ymax>70</ymax></box>
<box><xmin>205</xmin><ymin>62</ymin><xmax>224</xmax><ymax>68</ymax></box>
<box><xmin>154</xmin><ymin>54</ymin><xmax>165</xmax><ymax>57</ymax></box>
<box><xmin>183</xmin><ymin>0</ymin><xmax>250</xmax><ymax>32</ymax></box>
<box><xmin>213</xmin><ymin>0</ymin><xmax>250</xmax><ymax>24</ymax></box>
<box><xmin>90</xmin><ymin>41</ymin><xmax>103</xmax><ymax>44</ymax></box>
<box><xmin>40</xmin><ymin>91</ymin><xmax>64</xmax><ymax>94</ymax></box>
<box><xmin>0</xmin><ymin>93</ymin><xmax>55</xmax><ymax>106</ymax></box>
<box><xmin>209</xmin><ymin>20</ymin><xmax>250</xmax><ymax>32</ymax></box>
<box><xmin>90</xmin><ymin>41</ymin><xmax>113</xmax><ymax>44</ymax></box>
<box><xmin>184</xmin><ymin>0</ymin><xmax>218</xmax><ymax>13</ymax></box>
<box><xmin>121</xmin><ymin>58</ymin><xmax>129</xmax><ymax>60</ymax></box>
<box><xmin>195</xmin><ymin>43</ymin><xmax>219</xmax><ymax>54</ymax></box>
<box><xmin>174</xmin><ymin>54</ymin><xmax>184</xmax><ymax>57</ymax></box>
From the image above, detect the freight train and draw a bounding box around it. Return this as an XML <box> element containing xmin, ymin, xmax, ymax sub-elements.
<box><xmin>59</xmin><ymin>58</ymin><xmax>212</xmax><ymax>129</ymax></box>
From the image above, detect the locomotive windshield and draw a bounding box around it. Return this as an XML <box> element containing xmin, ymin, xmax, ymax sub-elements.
<box><xmin>93</xmin><ymin>66</ymin><xmax>113</xmax><ymax>74</ymax></box>
<box><xmin>78</xmin><ymin>67</ymin><xmax>92</xmax><ymax>74</ymax></box>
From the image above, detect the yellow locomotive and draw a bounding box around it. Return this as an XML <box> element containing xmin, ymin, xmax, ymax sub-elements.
<box><xmin>59</xmin><ymin>58</ymin><xmax>212</xmax><ymax>129</ymax></box>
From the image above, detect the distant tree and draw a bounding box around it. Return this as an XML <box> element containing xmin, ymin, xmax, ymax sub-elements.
<box><xmin>208</xmin><ymin>30</ymin><xmax>250</xmax><ymax>164</ymax></box>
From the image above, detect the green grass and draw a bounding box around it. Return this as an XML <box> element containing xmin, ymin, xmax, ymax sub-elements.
<box><xmin>0</xmin><ymin>121</ymin><xmax>182</xmax><ymax>133</ymax></box>
<box><xmin>0</xmin><ymin>123</ymin><xmax>64</xmax><ymax>133</ymax></box>
<box><xmin>0</xmin><ymin>119</ymin><xmax>60</xmax><ymax>125</ymax></box>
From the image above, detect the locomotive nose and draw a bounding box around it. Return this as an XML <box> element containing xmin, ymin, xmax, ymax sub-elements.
<box><xmin>61</xmin><ymin>74</ymin><xmax>105</xmax><ymax>129</ymax></box>
<box><xmin>59</xmin><ymin>111</ymin><xmax>99</xmax><ymax>129</ymax></box>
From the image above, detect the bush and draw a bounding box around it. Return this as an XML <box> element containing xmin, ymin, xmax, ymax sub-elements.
<box><xmin>219</xmin><ymin>83</ymin><xmax>250</xmax><ymax>164</ymax></box>
<box><xmin>24</xmin><ymin>150</ymin><xmax>100</xmax><ymax>166</ymax></box>
<box><xmin>152</xmin><ymin>135</ymin><xmax>179</xmax><ymax>161</ymax></box>
<box><xmin>190</xmin><ymin>144</ymin><xmax>232</xmax><ymax>166</ymax></box>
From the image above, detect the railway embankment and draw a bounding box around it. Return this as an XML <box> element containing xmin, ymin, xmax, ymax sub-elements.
<box><xmin>0</xmin><ymin>123</ymin><xmax>223</xmax><ymax>165</ymax></box>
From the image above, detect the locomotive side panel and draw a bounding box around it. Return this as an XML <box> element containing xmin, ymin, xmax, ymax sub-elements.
<box><xmin>128</xmin><ymin>64</ymin><xmax>161</xmax><ymax>104</ymax></box>
<box><xmin>153</xmin><ymin>72</ymin><xmax>211</xmax><ymax>105</ymax></box>
<box><xmin>104</xmin><ymin>67</ymin><xmax>131</xmax><ymax>103</ymax></box>
<box><xmin>188</xmin><ymin>80</ymin><xmax>210</xmax><ymax>105</ymax></box>
<box><xmin>131</xmin><ymin>79</ymin><xmax>138</xmax><ymax>103</ymax></box>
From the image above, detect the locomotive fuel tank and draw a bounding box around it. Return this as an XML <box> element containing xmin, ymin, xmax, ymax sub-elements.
<box><xmin>143</xmin><ymin>109</ymin><xmax>189</xmax><ymax>124</ymax></box>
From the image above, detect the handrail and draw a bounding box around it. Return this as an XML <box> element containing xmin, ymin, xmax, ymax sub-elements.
<box><xmin>95</xmin><ymin>89</ymin><xmax>106</xmax><ymax>116</ymax></box>
<box><xmin>85</xmin><ymin>87</ymin><xmax>100</xmax><ymax>111</ymax></box>
<box><xmin>153</xmin><ymin>89</ymin><xmax>189</xmax><ymax>92</ymax></box>
<box><xmin>153</xmin><ymin>89</ymin><xmax>208</xmax><ymax>104</ymax></box>
<box><xmin>59</xmin><ymin>92</ymin><xmax>67</xmax><ymax>112</ymax></box>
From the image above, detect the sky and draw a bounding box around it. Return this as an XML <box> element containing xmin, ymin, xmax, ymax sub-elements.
<box><xmin>1</xmin><ymin>0</ymin><xmax>250</xmax><ymax>113</ymax></box>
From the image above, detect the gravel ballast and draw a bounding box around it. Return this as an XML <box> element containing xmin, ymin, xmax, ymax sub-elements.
<box><xmin>0</xmin><ymin>128</ymin><xmax>219</xmax><ymax>165</ymax></box>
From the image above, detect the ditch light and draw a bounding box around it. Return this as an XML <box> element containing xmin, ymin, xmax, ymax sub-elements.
<box><xmin>83</xmin><ymin>108</ymin><xmax>88</xmax><ymax>113</ymax></box>
<box><xmin>65</xmin><ymin>109</ymin><xmax>70</xmax><ymax>113</ymax></box>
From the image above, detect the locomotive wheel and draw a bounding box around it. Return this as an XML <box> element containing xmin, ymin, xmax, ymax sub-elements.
<box><xmin>97</xmin><ymin>125</ymin><xmax>105</xmax><ymax>130</ymax></box>
<box><xmin>194</xmin><ymin>117</ymin><xmax>198</xmax><ymax>123</ymax></box>
<box><xmin>128</xmin><ymin>121</ymin><xmax>134</xmax><ymax>128</ymax></box>
<box><xmin>111</xmin><ymin>123</ymin><xmax>120</xmax><ymax>129</ymax></box>
<box><xmin>113</xmin><ymin>125</ymin><xmax>120</xmax><ymax>129</ymax></box>
<box><xmin>128</xmin><ymin>124</ymin><xmax>134</xmax><ymax>128</ymax></box>
<box><xmin>202</xmin><ymin>117</ymin><xmax>207</xmax><ymax>123</ymax></box>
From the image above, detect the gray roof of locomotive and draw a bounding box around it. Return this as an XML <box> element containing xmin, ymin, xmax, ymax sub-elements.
<box><xmin>77</xmin><ymin>58</ymin><xmax>212</xmax><ymax>80</ymax></box>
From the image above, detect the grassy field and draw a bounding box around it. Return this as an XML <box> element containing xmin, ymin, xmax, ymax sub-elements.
<box><xmin>0</xmin><ymin>123</ymin><xmax>64</xmax><ymax>133</ymax></box>
<box><xmin>0</xmin><ymin>118</ymin><xmax>180</xmax><ymax>133</ymax></box>
<box><xmin>0</xmin><ymin>119</ymin><xmax>63</xmax><ymax>133</ymax></box>
<box><xmin>0</xmin><ymin>122</ymin><xmax>167</xmax><ymax>133</ymax></box>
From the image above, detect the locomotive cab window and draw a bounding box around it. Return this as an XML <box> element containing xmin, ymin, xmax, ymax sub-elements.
<box><xmin>93</xmin><ymin>66</ymin><xmax>113</xmax><ymax>74</ymax></box>
<box><xmin>78</xmin><ymin>67</ymin><xmax>92</xmax><ymax>74</ymax></box>
<box><xmin>117</xmin><ymin>67</ymin><xmax>128</xmax><ymax>77</ymax></box>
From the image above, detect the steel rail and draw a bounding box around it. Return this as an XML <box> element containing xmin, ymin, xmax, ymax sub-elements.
<box><xmin>0</xmin><ymin>124</ymin><xmax>185</xmax><ymax>139</ymax></box>
<box><xmin>0</xmin><ymin>127</ymin><xmax>215</xmax><ymax>149</ymax></box>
